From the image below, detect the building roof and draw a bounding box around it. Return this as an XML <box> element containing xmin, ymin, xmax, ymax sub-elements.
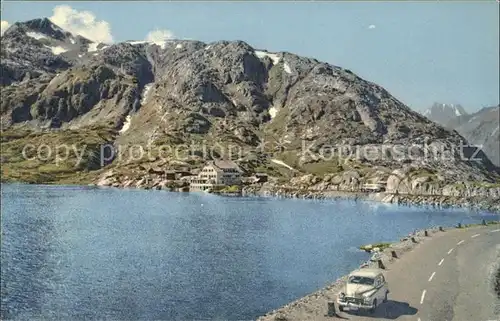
<box><xmin>349</xmin><ymin>269</ymin><xmax>384</xmax><ymax>278</ymax></box>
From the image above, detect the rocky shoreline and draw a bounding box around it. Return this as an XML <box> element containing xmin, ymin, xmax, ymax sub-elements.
<box><xmin>90</xmin><ymin>168</ymin><xmax>500</xmax><ymax>213</ymax></box>
<box><xmin>256</xmin><ymin>223</ymin><xmax>499</xmax><ymax>321</ymax></box>
<box><xmin>241</xmin><ymin>184</ymin><xmax>500</xmax><ymax>213</ymax></box>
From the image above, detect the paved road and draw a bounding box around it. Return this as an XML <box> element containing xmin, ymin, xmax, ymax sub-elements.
<box><xmin>338</xmin><ymin>225</ymin><xmax>500</xmax><ymax>321</ymax></box>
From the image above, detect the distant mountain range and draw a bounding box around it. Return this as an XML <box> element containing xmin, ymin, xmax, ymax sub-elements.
<box><xmin>422</xmin><ymin>103</ymin><xmax>467</xmax><ymax>126</ymax></box>
<box><xmin>422</xmin><ymin>103</ymin><xmax>499</xmax><ymax>166</ymax></box>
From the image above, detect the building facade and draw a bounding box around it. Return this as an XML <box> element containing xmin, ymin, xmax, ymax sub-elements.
<box><xmin>190</xmin><ymin>160</ymin><xmax>242</xmax><ymax>192</ymax></box>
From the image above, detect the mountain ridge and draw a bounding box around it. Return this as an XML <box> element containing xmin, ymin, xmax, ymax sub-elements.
<box><xmin>444</xmin><ymin>105</ymin><xmax>500</xmax><ymax>166</ymax></box>
<box><xmin>1</xmin><ymin>17</ymin><xmax>499</xmax><ymax>211</ymax></box>
<box><xmin>422</xmin><ymin>102</ymin><xmax>468</xmax><ymax>126</ymax></box>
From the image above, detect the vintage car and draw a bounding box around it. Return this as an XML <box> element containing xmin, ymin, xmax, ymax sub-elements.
<box><xmin>337</xmin><ymin>268</ymin><xmax>389</xmax><ymax>313</ymax></box>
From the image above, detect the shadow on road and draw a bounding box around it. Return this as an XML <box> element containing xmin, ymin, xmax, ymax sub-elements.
<box><xmin>340</xmin><ymin>300</ymin><xmax>418</xmax><ymax>319</ymax></box>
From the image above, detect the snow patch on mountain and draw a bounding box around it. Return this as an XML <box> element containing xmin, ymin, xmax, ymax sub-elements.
<box><xmin>141</xmin><ymin>83</ymin><xmax>153</xmax><ymax>106</ymax></box>
<box><xmin>87</xmin><ymin>43</ymin><xmax>109</xmax><ymax>52</ymax></box>
<box><xmin>127</xmin><ymin>40</ymin><xmax>148</xmax><ymax>45</ymax></box>
<box><xmin>26</xmin><ymin>31</ymin><xmax>47</xmax><ymax>40</ymax></box>
<box><xmin>422</xmin><ymin>103</ymin><xmax>467</xmax><ymax>126</ymax></box>
<box><xmin>87</xmin><ymin>43</ymin><xmax>99</xmax><ymax>52</ymax></box>
<box><xmin>126</xmin><ymin>40</ymin><xmax>168</xmax><ymax>49</ymax></box>
<box><xmin>446</xmin><ymin>103</ymin><xmax>463</xmax><ymax>116</ymax></box>
<box><xmin>283</xmin><ymin>62</ymin><xmax>292</xmax><ymax>74</ymax></box>
<box><xmin>269</xmin><ymin>106</ymin><xmax>278</xmax><ymax>119</ymax></box>
<box><xmin>119</xmin><ymin>115</ymin><xmax>132</xmax><ymax>134</ymax></box>
<box><xmin>492</xmin><ymin>126</ymin><xmax>499</xmax><ymax>138</ymax></box>
<box><xmin>152</xmin><ymin>40</ymin><xmax>168</xmax><ymax>49</ymax></box>
<box><xmin>45</xmin><ymin>45</ymin><xmax>67</xmax><ymax>55</ymax></box>
<box><xmin>271</xmin><ymin>159</ymin><xmax>295</xmax><ymax>170</ymax></box>
<box><xmin>254</xmin><ymin>50</ymin><xmax>281</xmax><ymax>64</ymax></box>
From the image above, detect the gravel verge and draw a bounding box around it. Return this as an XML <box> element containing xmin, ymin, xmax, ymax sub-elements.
<box><xmin>256</xmin><ymin>225</ymin><xmax>491</xmax><ymax>321</ymax></box>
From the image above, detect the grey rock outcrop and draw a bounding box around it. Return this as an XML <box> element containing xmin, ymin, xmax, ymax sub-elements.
<box><xmin>2</xmin><ymin>16</ymin><xmax>499</xmax><ymax>201</ymax></box>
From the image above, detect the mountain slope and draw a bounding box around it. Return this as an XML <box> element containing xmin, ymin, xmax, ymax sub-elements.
<box><xmin>1</xmin><ymin>17</ymin><xmax>499</xmax><ymax>199</ymax></box>
<box><xmin>445</xmin><ymin>106</ymin><xmax>500</xmax><ymax>166</ymax></box>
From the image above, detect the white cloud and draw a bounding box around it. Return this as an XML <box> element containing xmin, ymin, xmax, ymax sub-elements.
<box><xmin>145</xmin><ymin>29</ymin><xmax>175</xmax><ymax>48</ymax></box>
<box><xmin>49</xmin><ymin>5</ymin><xmax>113</xmax><ymax>43</ymax></box>
<box><xmin>368</xmin><ymin>24</ymin><xmax>376</xmax><ymax>29</ymax></box>
<box><xmin>1</xmin><ymin>20</ymin><xmax>10</xmax><ymax>36</ymax></box>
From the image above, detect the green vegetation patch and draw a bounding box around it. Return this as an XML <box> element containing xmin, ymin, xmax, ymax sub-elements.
<box><xmin>408</xmin><ymin>167</ymin><xmax>438</xmax><ymax>181</ymax></box>
<box><xmin>469</xmin><ymin>181</ymin><xmax>500</xmax><ymax>188</ymax></box>
<box><xmin>220</xmin><ymin>185</ymin><xmax>241</xmax><ymax>193</ymax></box>
<box><xmin>1</xmin><ymin>125</ymin><xmax>116</xmax><ymax>184</ymax></box>
<box><xmin>301</xmin><ymin>160</ymin><xmax>344</xmax><ymax>176</ymax></box>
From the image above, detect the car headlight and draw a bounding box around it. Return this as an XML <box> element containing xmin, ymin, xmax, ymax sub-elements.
<box><xmin>363</xmin><ymin>291</ymin><xmax>374</xmax><ymax>303</ymax></box>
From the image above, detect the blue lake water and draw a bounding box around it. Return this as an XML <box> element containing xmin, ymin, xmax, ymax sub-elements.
<box><xmin>1</xmin><ymin>183</ymin><xmax>498</xmax><ymax>320</ymax></box>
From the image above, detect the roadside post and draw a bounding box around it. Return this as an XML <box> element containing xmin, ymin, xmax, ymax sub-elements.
<box><xmin>326</xmin><ymin>302</ymin><xmax>337</xmax><ymax>317</ymax></box>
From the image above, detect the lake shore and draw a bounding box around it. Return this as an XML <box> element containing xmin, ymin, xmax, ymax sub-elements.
<box><xmin>256</xmin><ymin>223</ymin><xmax>500</xmax><ymax>321</ymax></box>
<box><xmin>241</xmin><ymin>184</ymin><xmax>500</xmax><ymax>214</ymax></box>
<box><xmin>3</xmin><ymin>171</ymin><xmax>499</xmax><ymax>213</ymax></box>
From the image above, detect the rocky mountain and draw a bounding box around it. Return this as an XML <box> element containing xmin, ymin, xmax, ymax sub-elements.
<box><xmin>422</xmin><ymin>103</ymin><xmax>467</xmax><ymax>126</ymax></box>
<box><xmin>445</xmin><ymin>106</ymin><xmax>500</xmax><ymax>166</ymax></box>
<box><xmin>1</xmin><ymin>17</ymin><xmax>499</xmax><ymax>204</ymax></box>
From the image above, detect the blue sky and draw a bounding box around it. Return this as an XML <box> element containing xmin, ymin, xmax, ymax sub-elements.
<box><xmin>1</xmin><ymin>1</ymin><xmax>498</xmax><ymax>112</ymax></box>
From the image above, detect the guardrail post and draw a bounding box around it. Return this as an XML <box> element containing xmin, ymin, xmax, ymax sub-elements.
<box><xmin>378</xmin><ymin>259</ymin><xmax>386</xmax><ymax>269</ymax></box>
<box><xmin>326</xmin><ymin>302</ymin><xmax>337</xmax><ymax>317</ymax></box>
<box><xmin>391</xmin><ymin>250</ymin><xmax>398</xmax><ymax>258</ymax></box>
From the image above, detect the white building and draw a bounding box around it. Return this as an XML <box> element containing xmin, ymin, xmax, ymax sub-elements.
<box><xmin>190</xmin><ymin>160</ymin><xmax>243</xmax><ymax>192</ymax></box>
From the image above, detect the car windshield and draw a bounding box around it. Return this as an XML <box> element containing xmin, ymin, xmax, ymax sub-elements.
<box><xmin>348</xmin><ymin>276</ymin><xmax>375</xmax><ymax>285</ymax></box>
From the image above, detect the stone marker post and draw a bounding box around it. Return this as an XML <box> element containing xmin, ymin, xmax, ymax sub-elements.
<box><xmin>327</xmin><ymin>302</ymin><xmax>336</xmax><ymax>317</ymax></box>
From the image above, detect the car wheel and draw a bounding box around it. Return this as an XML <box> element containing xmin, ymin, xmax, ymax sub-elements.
<box><xmin>383</xmin><ymin>291</ymin><xmax>388</xmax><ymax>303</ymax></box>
<box><xmin>370</xmin><ymin>299</ymin><xmax>377</xmax><ymax>314</ymax></box>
